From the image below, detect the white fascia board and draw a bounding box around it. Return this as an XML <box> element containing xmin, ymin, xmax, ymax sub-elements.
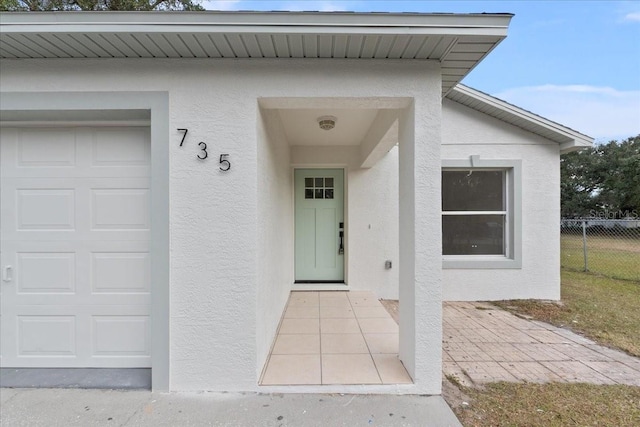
<box><xmin>0</xmin><ymin>11</ymin><xmax>512</xmax><ymax>36</ymax></box>
<box><xmin>450</xmin><ymin>84</ymin><xmax>594</xmax><ymax>150</ymax></box>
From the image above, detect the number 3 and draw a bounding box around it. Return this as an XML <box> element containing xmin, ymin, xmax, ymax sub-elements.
<box><xmin>197</xmin><ymin>142</ymin><xmax>208</xmax><ymax>160</ymax></box>
<box><xmin>219</xmin><ymin>154</ymin><xmax>231</xmax><ymax>171</ymax></box>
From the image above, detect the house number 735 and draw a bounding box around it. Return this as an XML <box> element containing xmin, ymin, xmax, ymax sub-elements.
<box><xmin>177</xmin><ymin>128</ymin><xmax>231</xmax><ymax>171</ymax></box>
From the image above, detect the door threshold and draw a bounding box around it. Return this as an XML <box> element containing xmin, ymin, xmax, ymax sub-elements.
<box><xmin>292</xmin><ymin>282</ymin><xmax>348</xmax><ymax>291</ymax></box>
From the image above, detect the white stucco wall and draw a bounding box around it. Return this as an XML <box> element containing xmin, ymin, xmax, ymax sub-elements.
<box><xmin>441</xmin><ymin>99</ymin><xmax>561</xmax><ymax>301</ymax></box>
<box><xmin>348</xmin><ymin>147</ymin><xmax>400</xmax><ymax>299</ymax></box>
<box><xmin>0</xmin><ymin>58</ymin><xmax>443</xmax><ymax>392</ymax></box>
<box><xmin>256</xmin><ymin>108</ymin><xmax>293</xmax><ymax>376</ymax></box>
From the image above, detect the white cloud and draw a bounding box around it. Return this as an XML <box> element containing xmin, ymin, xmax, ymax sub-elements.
<box><xmin>624</xmin><ymin>12</ymin><xmax>640</xmax><ymax>22</ymax></box>
<box><xmin>494</xmin><ymin>85</ymin><xmax>640</xmax><ymax>142</ymax></box>
<box><xmin>205</xmin><ymin>0</ymin><xmax>242</xmax><ymax>11</ymax></box>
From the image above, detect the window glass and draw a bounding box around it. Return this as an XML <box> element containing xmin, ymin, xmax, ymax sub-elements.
<box><xmin>442</xmin><ymin>171</ymin><xmax>504</xmax><ymax>211</ymax></box>
<box><xmin>442</xmin><ymin>215</ymin><xmax>505</xmax><ymax>255</ymax></box>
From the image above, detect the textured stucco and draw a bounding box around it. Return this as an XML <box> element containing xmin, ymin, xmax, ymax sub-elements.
<box><xmin>0</xmin><ymin>58</ymin><xmax>443</xmax><ymax>392</ymax></box>
<box><xmin>348</xmin><ymin>146</ymin><xmax>400</xmax><ymax>299</ymax></box>
<box><xmin>256</xmin><ymin>108</ymin><xmax>293</xmax><ymax>376</ymax></box>
<box><xmin>441</xmin><ymin>99</ymin><xmax>561</xmax><ymax>301</ymax></box>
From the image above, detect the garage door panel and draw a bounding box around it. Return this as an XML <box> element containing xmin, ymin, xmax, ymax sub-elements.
<box><xmin>3</xmin><ymin>178</ymin><xmax>150</xmax><ymax>241</ymax></box>
<box><xmin>17</xmin><ymin>188</ymin><xmax>76</xmax><ymax>231</ymax></box>
<box><xmin>1</xmin><ymin>126</ymin><xmax>152</xmax><ymax>369</ymax></box>
<box><xmin>17</xmin><ymin>252</ymin><xmax>76</xmax><ymax>294</ymax></box>
<box><xmin>9</xmin><ymin>292</ymin><xmax>150</xmax><ymax>307</ymax></box>
<box><xmin>17</xmin><ymin>128</ymin><xmax>77</xmax><ymax>168</ymax></box>
<box><xmin>92</xmin><ymin>315</ymin><xmax>150</xmax><ymax>356</ymax></box>
<box><xmin>92</xmin><ymin>252</ymin><xmax>150</xmax><ymax>294</ymax></box>
<box><xmin>92</xmin><ymin>128</ymin><xmax>150</xmax><ymax>167</ymax></box>
<box><xmin>0</xmin><ymin>127</ymin><xmax>150</xmax><ymax>178</ymax></box>
<box><xmin>91</xmin><ymin>188</ymin><xmax>150</xmax><ymax>231</ymax></box>
<box><xmin>17</xmin><ymin>315</ymin><xmax>77</xmax><ymax>357</ymax></box>
<box><xmin>0</xmin><ymin>128</ymin><xmax>77</xmax><ymax>174</ymax></box>
<box><xmin>3</xmin><ymin>305</ymin><xmax>150</xmax><ymax>367</ymax></box>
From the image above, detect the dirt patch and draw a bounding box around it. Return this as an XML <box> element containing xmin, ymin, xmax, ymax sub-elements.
<box><xmin>380</xmin><ymin>299</ymin><xmax>399</xmax><ymax>324</ymax></box>
<box><xmin>442</xmin><ymin>377</ymin><xmax>473</xmax><ymax>413</ymax></box>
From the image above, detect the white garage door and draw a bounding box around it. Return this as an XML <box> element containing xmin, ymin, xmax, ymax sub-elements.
<box><xmin>0</xmin><ymin>126</ymin><xmax>151</xmax><ymax>368</ymax></box>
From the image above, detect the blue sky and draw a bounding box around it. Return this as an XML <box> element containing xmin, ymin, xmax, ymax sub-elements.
<box><xmin>205</xmin><ymin>1</ymin><xmax>640</xmax><ymax>142</ymax></box>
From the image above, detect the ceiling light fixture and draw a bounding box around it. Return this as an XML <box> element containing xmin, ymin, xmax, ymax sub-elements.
<box><xmin>318</xmin><ymin>115</ymin><xmax>337</xmax><ymax>131</ymax></box>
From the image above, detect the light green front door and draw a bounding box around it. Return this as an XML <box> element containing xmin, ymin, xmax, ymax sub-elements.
<box><xmin>295</xmin><ymin>169</ymin><xmax>344</xmax><ymax>282</ymax></box>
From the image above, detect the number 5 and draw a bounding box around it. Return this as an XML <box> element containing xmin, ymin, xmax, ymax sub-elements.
<box><xmin>219</xmin><ymin>154</ymin><xmax>231</xmax><ymax>171</ymax></box>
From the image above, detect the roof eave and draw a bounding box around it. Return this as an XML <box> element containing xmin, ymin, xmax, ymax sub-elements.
<box><xmin>0</xmin><ymin>11</ymin><xmax>513</xmax><ymax>96</ymax></box>
<box><xmin>449</xmin><ymin>84</ymin><xmax>594</xmax><ymax>152</ymax></box>
<box><xmin>0</xmin><ymin>11</ymin><xmax>514</xmax><ymax>31</ymax></box>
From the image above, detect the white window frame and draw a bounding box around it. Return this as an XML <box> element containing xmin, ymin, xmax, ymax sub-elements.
<box><xmin>442</xmin><ymin>157</ymin><xmax>522</xmax><ymax>269</ymax></box>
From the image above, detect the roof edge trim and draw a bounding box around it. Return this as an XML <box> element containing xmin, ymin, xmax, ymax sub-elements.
<box><xmin>449</xmin><ymin>84</ymin><xmax>594</xmax><ymax>152</ymax></box>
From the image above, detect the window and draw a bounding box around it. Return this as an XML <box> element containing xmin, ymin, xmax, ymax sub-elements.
<box><xmin>442</xmin><ymin>170</ymin><xmax>505</xmax><ymax>255</ymax></box>
<box><xmin>441</xmin><ymin>158</ymin><xmax>521</xmax><ymax>269</ymax></box>
<box><xmin>304</xmin><ymin>177</ymin><xmax>334</xmax><ymax>199</ymax></box>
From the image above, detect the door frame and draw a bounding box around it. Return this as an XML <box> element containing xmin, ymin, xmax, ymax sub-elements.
<box><xmin>291</xmin><ymin>166</ymin><xmax>348</xmax><ymax>289</ymax></box>
<box><xmin>0</xmin><ymin>92</ymin><xmax>170</xmax><ymax>391</ymax></box>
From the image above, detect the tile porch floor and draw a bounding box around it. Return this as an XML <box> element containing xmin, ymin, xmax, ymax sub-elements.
<box><xmin>260</xmin><ymin>291</ymin><xmax>412</xmax><ymax>386</ymax></box>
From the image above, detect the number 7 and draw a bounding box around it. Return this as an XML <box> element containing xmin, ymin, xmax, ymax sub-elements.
<box><xmin>177</xmin><ymin>128</ymin><xmax>188</xmax><ymax>146</ymax></box>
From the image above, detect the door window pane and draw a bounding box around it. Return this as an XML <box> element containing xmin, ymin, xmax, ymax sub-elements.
<box><xmin>315</xmin><ymin>178</ymin><xmax>324</xmax><ymax>187</ymax></box>
<box><xmin>442</xmin><ymin>171</ymin><xmax>504</xmax><ymax>211</ymax></box>
<box><xmin>325</xmin><ymin>189</ymin><xmax>334</xmax><ymax>199</ymax></box>
<box><xmin>305</xmin><ymin>189</ymin><xmax>314</xmax><ymax>199</ymax></box>
<box><xmin>305</xmin><ymin>178</ymin><xmax>313</xmax><ymax>187</ymax></box>
<box><xmin>315</xmin><ymin>189</ymin><xmax>324</xmax><ymax>199</ymax></box>
<box><xmin>442</xmin><ymin>215</ymin><xmax>505</xmax><ymax>255</ymax></box>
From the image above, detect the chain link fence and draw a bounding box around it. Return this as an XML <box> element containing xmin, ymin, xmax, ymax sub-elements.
<box><xmin>561</xmin><ymin>219</ymin><xmax>640</xmax><ymax>282</ymax></box>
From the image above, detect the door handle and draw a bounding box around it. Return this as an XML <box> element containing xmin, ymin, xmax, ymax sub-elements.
<box><xmin>2</xmin><ymin>265</ymin><xmax>12</xmax><ymax>282</ymax></box>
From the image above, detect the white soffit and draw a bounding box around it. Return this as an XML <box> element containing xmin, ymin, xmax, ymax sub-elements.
<box><xmin>447</xmin><ymin>84</ymin><xmax>594</xmax><ymax>152</ymax></box>
<box><xmin>0</xmin><ymin>11</ymin><xmax>512</xmax><ymax>95</ymax></box>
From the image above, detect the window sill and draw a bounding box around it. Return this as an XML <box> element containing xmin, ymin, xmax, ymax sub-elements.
<box><xmin>443</xmin><ymin>256</ymin><xmax>522</xmax><ymax>269</ymax></box>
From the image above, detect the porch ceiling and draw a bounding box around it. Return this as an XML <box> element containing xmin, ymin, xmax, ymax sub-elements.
<box><xmin>0</xmin><ymin>11</ymin><xmax>513</xmax><ymax>96</ymax></box>
<box><xmin>278</xmin><ymin>108</ymin><xmax>378</xmax><ymax>146</ymax></box>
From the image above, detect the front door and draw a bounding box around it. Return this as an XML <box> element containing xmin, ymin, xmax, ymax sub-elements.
<box><xmin>294</xmin><ymin>169</ymin><xmax>344</xmax><ymax>282</ymax></box>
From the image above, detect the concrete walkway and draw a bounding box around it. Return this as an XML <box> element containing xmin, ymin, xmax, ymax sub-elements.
<box><xmin>443</xmin><ymin>302</ymin><xmax>640</xmax><ymax>386</ymax></box>
<box><xmin>0</xmin><ymin>389</ymin><xmax>462</xmax><ymax>427</ymax></box>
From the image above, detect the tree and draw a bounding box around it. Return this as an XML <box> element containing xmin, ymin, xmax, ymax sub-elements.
<box><xmin>0</xmin><ymin>0</ymin><xmax>204</xmax><ymax>11</ymax></box>
<box><xmin>597</xmin><ymin>135</ymin><xmax>640</xmax><ymax>214</ymax></box>
<box><xmin>561</xmin><ymin>135</ymin><xmax>640</xmax><ymax>218</ymax></box>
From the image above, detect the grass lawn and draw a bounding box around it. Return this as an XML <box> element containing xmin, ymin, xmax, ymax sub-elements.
<box><xmin>495</xmin><ymin>269</ymin><xmax>640</xmax><ymax>357</ymax></box>
<box><xmin>453</xmin><ymin>382</ymin><xmax>640</xmax><ymax>427</ymax></box>
<box><xmin>561</xmin><ymin>234</ymin><xmax>640</xmax><ymax>281</ymax></box>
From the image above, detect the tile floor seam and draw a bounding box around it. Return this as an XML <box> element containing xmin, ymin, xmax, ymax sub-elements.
<box><xmin>259</xmin><ymin>298</ymin><xmax>290</xmax><ymax>385</ymax></box>
<box><xmin>350</xmin><ymin>294</ymin><xmax>385</xmax><ymax>384</ymax></box>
